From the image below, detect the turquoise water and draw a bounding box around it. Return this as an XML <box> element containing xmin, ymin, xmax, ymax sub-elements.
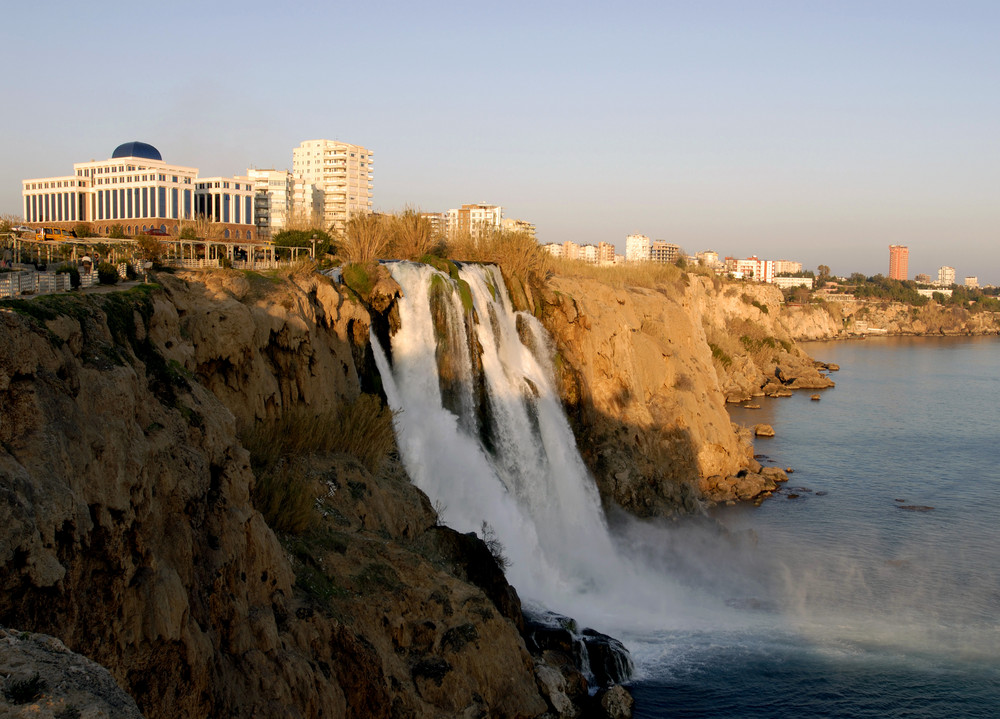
<box><xmin>628</xmin><ymin>336</ymin><xmax>1000</xmax><ymax>718</ymax></box>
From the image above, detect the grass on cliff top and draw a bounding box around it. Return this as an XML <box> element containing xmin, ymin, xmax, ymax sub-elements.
<box><xmin>240</xmin><ymin>394</ymin><xmax>398</xmax><ymax>535</ymax></box>
<box><xmin>445</xmin><ymin>228</ymin><xmax>550</xmax><ymax>287</ymax></box>
<box><xmin>549</xmin><ymin>257</ymin><xmax>699</xmax><ymax>291</ymax></box>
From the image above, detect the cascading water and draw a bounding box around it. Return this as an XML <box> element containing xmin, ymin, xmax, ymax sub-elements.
<box><xmin>370</xmin><ymin>268</ymin><xmax>1000</xmax><ymax>714</ymax></box>
<box><xmin>372</xmin><ymin>263</ymin><xmax>610</xmax><ymax>603</ymax></box>
<box><xmin>371</xmin><ymin>261</ymin><xmax>716</xmax><ymax>632</ymax></box>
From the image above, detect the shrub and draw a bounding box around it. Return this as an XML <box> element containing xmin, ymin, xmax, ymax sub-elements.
<box><xmin>96</xmin><ymin>261</ymin><xmax>119</xmax><ymax>285</ymax></box>
<box><xmin>272</xmin><ymin>228</ymin><xmax>334</xmax><ymax>257</ymax></box>
<box><xmin>250</xmin><ymin>463</ymin><xmax>316</xmax><ymax>535</ymax></box>
<box><xmin>108</xmin><ymin>223</ymin><xmax>126</xmax><ymax>239</ymax></box>
<box><xmin>135</xmin><ymin>234</ymin><xmax>166</xmax><ymax>265</ymax></box>
<box><xmin>55</xmin><ymin>263</ymin><xmax>81</xmax><ymax>288</ymax></box>
<box><xmin>480</xmin><ymin>521</ymin><xmax>511</xmax><ymax>570</ymax></box>
<box><xmin>73</xmin><ymin>222</ymin><xmax>93</xmax><ymax>238</ymax></box>
<box><xmin>239</xmin><ymin>395</ymin><xmax>397</xmax><ymax>534</ymax></box>
<box><xmin>3</xmin><ymin>673</ymin><xmax>47</xmax><ymax>704</ymax></box>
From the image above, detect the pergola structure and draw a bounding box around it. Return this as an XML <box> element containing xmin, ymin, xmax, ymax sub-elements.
<box><xmin>1</xmin><ymin>232</ymin><xmax>318</xmax><ymax>270</ymax></box>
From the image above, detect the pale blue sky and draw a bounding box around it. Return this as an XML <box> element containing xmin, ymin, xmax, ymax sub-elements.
<box><xmin>2</xmin><ymin>1</ymin><xmax>997</xmax><ymax>282</ymax></box>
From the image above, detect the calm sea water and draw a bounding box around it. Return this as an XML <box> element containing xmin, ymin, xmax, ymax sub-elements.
<box><xmin>627</xmin><ymin>336</ymin><xmax>1000</xmax><ymax>718</ymax></box>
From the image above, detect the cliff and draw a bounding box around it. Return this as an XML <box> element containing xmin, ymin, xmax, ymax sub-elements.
<box><xmin>537</xmin><ymin>273</ymin><xmax>833</xmax><ymax>514</ymax></box>
<box><xmin>0</xmin><ymin>263</ymin><xmax>854</xmax><ymax>717</ymax></box>
<box><xmin>776</xmin><ymin>296</ymin><xmax>1000</xmax><ymax>341</ymax></box>
<box><xmin>0</xmin><ymin>270</ymin><xmax>553</xmax><ymax>718</ymax></box>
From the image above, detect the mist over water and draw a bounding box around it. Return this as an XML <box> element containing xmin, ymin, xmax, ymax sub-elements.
<box><xmin>372</xmin><ymin>265</ymin><xmax>1000</xmax><ymax>714</ymax></box>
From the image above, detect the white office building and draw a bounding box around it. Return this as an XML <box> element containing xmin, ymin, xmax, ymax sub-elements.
<box><xmin>22</xmin><ymin>141</ymin><xmax>255</xmax><ymax>238</ymax></box>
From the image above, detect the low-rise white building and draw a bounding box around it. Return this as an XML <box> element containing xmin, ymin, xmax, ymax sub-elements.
<box><xmin>22</xmin><ymin>141</ymin><xmax>255</xmax><ymax>238</ymax></box>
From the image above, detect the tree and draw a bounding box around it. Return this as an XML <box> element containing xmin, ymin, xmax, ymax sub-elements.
<box><xmin>0</xmin><ymin>214</ymin><xmax>22</xmax><ymax>233</ymax></box>
<box><xmin>817</xmin><ymin>264</ymin><xmax>831</xmax><ymax>278</ymax></box>
<box><xmin>272</xmin><ymin>228</ymin><xmax>334</xmax><ymax>257</ymax></box>
<box><xmin>74</xmin><ymin>222</ymin><xmax>93</xmax><ymax>238</ymax></box>
<box><xmin>108</xmin><ymin>224</ymin><xmax>126</xmax><ymax>239</ymax></box>
<box><xmin>135</xmin><ymin>234</ymin><xmax>167</xmax><ymax>265</ymax></box>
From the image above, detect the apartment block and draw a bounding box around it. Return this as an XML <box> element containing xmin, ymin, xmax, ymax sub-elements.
<box><xmin>937</xmin><ymin>266</ymin><xmax>956</xmax><ymax>286</ymax></box>
<box><xmin>773</xmin><ymin>259</ymin><xmax>803</xmax><ymax>275</ymax></box>
<box><xmin>625</xmin><ymin>234</ymin><xmax>650</xmax><ymax>262</ymax></box>
<box><xmin>446</xmin><ymin>203</ymin><xmax>503</xmax><ymax>238</ymax></box>
<box><xmin>889</xmin><ymin>244</ymin><xmax>909</xmax><ymax>280</ymax></box>
<box><xmin>292</xmin><ymin>140</ymin><xmax>374</xmax><ymax>232</ymax></box>
<box><xmin>248</xmin><ymin>168</ymin><xmax>294</xmax><ymax>239</ymax></box>
<box><xmin>597</xmin><ymin>242</ymin><xmax>616</xmax><ymax>265</ymax></box>
<box><xmin>650</xmin><ymin>240</ymin><xmax>680</xmax><ymax>264</ymax></box>
<box><xmin>501</xmin><ymin>217</ymin><xmax>536</xmax><ymax>238</ymax></box>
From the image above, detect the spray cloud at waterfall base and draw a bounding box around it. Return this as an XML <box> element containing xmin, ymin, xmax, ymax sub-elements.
<box><xmin>369</xmin><ymin>261</ymin><xmax>1000</xmax><ymax>700</ymax></box>
<box><xmin>370</xmin><ymin>263</ymin><xmax>749</xmax><ymax>633</ymax></box>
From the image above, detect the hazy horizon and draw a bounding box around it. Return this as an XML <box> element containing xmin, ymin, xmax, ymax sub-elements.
<box><xmin>2</xmin><ymin>1</ymin><xmax>997</xmax><ymax>283</ymax></box>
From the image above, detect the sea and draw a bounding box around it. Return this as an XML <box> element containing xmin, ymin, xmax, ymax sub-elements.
<box><xmin>627</xmin><ymin>336</ymin><xmax>1000</xmax><ymax>718</ymax></box>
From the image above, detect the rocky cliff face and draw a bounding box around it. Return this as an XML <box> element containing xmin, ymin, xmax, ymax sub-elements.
<box><xmin>0</xmin><ymin>270</ymin><xmax>555</xmax><ymax>718</ymax></box>
<box><xmin>538</xmin><ymin>274</ymin><xmax>833</xmax><ymax>514</ymax></box>
<box><xmin>775</xmin><ymin>296</ymin><xmax>1000</xmax><ymax>341</ymax></box>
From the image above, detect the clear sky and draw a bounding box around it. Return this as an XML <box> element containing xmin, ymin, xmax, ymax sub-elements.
<box><xmin>3</xmin><ymin>1</ymin><xmax>997</xmax><ymax>282</ymax></box>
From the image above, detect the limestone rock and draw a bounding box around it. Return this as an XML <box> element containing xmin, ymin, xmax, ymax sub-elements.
<box><xmin>597</xmin><ymin>684</ymin><xmax>635</xmax><ymax>719</ymax></box>
<box><xmin>755</xmin><ymin>424</ymin><xmax>776</xmax><ymax>437</ymax></box>
<box><xmin>0</xmin><ymin>627</ymin><xmax>143</xmax><ymax>718</ymax></box>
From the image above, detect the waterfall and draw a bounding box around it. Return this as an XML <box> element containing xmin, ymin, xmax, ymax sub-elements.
<box><xmin>371</xmin><ymin>262</ymin><xmax>714</xmax><ymax>631</ymax></box>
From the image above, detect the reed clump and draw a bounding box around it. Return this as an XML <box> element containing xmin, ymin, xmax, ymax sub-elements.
<box><xmin>446</xmin><ymin>228</ymin><xmax>550</xmax><ymax>287</ymax></box>
<box><xmin>240</xmin><ymin>394</ymin><xmax>397</xmax><ymax>534</ymax></box>
<box><xmin>340</xmin><ymin>213</ymin><xmax>391</xmax><ymax>264</ymax></box>
<box><xmin>386</xmin><ymin>208</ymin><xmax>445</xmax><ymax>260</ymax></box>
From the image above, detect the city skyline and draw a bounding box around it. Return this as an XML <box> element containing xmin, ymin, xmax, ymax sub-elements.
<box><xmin>2</xmin><ymin>1</ymin><xmax>997</xmax><ymax>283</ymax></box>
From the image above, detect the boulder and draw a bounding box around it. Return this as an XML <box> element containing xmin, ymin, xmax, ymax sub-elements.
<box><xmin>581</xmin><ymin>629</ymin><xmax>634</xmax><ymax>688</ymax></box>
<box><xmin>755</xmin><ymin>424</ymin><xmax>775</xmax><ymax>437</ymax></box>
<box><xmin>596</xmin><ymin>684</ymin><xmax>635</xmax><ymax>719</ymax></box>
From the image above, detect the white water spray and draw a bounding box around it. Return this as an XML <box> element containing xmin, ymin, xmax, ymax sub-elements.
<box><xmin>371</xmin><ymin>262</ymin><xmax>734</xmax><ymax>631</ymax></box>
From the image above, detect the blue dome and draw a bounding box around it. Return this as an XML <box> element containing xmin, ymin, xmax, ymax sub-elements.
<box><xmin>111</xmin><ymin>141</ymin><xmax>162</xmax><ymax>161</ymax></box>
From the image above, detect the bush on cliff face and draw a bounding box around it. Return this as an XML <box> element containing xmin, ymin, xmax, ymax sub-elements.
<box><xmin>241</xmin><ymin>394</ymin><xmax>398</xmax><ymax>534</ymax></box>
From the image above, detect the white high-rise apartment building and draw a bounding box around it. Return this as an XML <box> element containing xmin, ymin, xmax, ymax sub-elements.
<box><xmin>247</xmin><ymin>168</ymin><xmax>294</xmax><ymax>239</ymax></box>
<box><xmin>292</xmin><ymin>140</ymin><xmax>374</xmax><ymax>232</ymax></box>
<box><xmin>625</xmin><ymin>234</ymin><xmax>650</xmax><ymax>262</ymax></box>
<box><xmin>937</xmin><ymin>266</ymin><xmax>956</xmax><ymax>286</ymax></box>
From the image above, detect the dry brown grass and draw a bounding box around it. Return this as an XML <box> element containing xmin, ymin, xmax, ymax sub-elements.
<box><xmin>549</xmin><ymin>257</ymin><xmax>686</xmax><ymax>290</ymax></box>
<box><xmin>386</xmin><ymin>208</ymin><xmax>444</xmax><ymax>260</ymax></box>
<box><xmin>241</xmin><ymin>394</ymin><xmax>397</xmax><ymax>474</ymax></box>
<box><xmin>340</xmin><ymin>213</ymin><xmax>391</xmax><ymax>264</ymax></box>
<box><xmin>445</xmin><ymin>228</ymin><xmax>550</xmax><ymax>286</ymax></box>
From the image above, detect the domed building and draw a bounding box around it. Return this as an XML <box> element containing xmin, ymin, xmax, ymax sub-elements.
<box><xmin>21</xmin><ymin>142</ymin><xmax>256</xmax><ymax>240</ymax></box>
